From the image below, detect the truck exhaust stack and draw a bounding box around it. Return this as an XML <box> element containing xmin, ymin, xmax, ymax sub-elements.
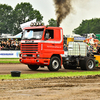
<box><xmin>57</xmin><ymin>21</ymin><xmax>60</xmax><ymax>27</ymax></box>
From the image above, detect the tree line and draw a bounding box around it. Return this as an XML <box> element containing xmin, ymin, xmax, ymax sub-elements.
<box><xmin>0</xmin><ymin>2</ymin><xmax>58</xmax><ymax>35</ymax></box>
<box><xmin>0</xmin><ymin>2</ymin><xmax>43</xmax><ymax>35</ymax></box>
<box><xmin>2</xmin><ymin>2</ymin><xmax>99</xmax><ymax>36</ymax></box>
<box><xmin>73</xmin><ymin>18</ymin><xmax>100</xmax><ymax>35</ymax></box>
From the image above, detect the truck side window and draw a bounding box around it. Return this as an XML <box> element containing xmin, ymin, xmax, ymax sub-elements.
<box><xmin>45</xmin><ymin>30</ymin><xmax>54</xmax><ymax>39</ymax></box>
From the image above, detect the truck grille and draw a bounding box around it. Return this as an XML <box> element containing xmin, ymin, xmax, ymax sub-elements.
<box><xmin>21</xmin><ymin>43</ymin><xmax>38</xmax><ymax>53</ymax></box>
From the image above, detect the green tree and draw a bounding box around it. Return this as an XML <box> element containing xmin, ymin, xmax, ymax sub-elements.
<box><xmin>48</xmin><ymin>18</ymin><xmax>57</xmax><ymax>26</ymax></box>
<box><xmin>13</xmin><ymin>2</ymin><xmax>43</xmax><ymax>35</ymax></box>
<box><xmin>0</xmin><ymin>4</ymin><xmax>13</xmax><ymax>34</ymax></box>
<box><xmin>73</xmin><ymin>18</ymin><xmax>100</xmax><ymax>35</ymax></box>
<box><xmin>29</xmin><ymin>10</ymin><xmax>43</xmax><ymax>21</ymax></box>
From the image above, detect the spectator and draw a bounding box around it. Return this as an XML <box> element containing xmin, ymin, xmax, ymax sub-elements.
<box><xmin>6</xmin><ymin>42</ymin><xmax>11</xmax><ymax>50</ymax></box>
<box><xmin>13</xmin><ymin>41</ymin><xmax>16</xmax><ymax>50</ymax></box>
<box><xmin>0</xmin><ymin>40</ymin><xmax>21</xmax><ymax>50</ymax></box>
<box><xmin>93</xmin><ymin>44</ymin><xmax>97</xmax><ymax>52</ymax></box>
<box><xmin>0</xmin><ymin>45</ymin><xmax>1</xmax><ymax>50</ymax></box>
<box><xmin>87</xmin><ymin>43</ymin><xmax>93</xmax><ymax>52</ymax></box>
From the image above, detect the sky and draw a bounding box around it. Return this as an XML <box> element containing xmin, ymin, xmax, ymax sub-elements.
<box><xmin>0</xmin><ymin>0</ymin><xmax>100</xmax><ymax>35</ymax></box>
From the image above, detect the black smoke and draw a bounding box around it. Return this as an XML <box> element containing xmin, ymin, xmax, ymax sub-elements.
<box><xmin>53</xmin><ymin>0</ymin><xmax>72</xmax><ymax>27</ymax></box>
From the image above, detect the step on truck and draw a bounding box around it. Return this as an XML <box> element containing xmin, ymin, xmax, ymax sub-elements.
<box><xmin>19</xmin><ymin>22</ymin><xmax>96</xmax><ymax>71</ymax></box>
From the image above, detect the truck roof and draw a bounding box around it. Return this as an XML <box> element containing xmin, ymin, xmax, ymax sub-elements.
<box><xmin>24</xmin><ymin>26</ymin><xmax>62</xmax><ymax>30</ymax></box>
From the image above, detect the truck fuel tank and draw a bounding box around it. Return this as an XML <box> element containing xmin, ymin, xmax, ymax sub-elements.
<box><xmin>68</xmin><ymin>42</ymin><xmax>87</xmax><ymax>56</ymax></box>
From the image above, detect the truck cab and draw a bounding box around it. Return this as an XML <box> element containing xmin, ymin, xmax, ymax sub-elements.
<box><xmin>20</xmin><ymin>23</ymin><xmax>64</xmax><ymax>71</ymax></box>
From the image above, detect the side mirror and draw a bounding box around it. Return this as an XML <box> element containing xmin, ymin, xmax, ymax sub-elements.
<box><xmin>45</xmin><ymin>33</ymin><xmax>49</xmax><ymax>39</ymax></box>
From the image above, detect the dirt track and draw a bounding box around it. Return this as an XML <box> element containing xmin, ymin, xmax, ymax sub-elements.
<box><xmin>0</xmin><ymin>64</ymin><xmax>100</xmax><ymax>75</ymax></box>
<box><xmin>0</xmin><ymin>75</ymin><xmax>100</xmax><ymax>100</ymax></box>
<box><xmin>0</xmin><ymin>64</ymin><xmax>100</xmax><ymax>100</ymax></box>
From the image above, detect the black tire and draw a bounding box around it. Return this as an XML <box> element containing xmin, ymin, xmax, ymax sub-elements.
<box><xmin>48</xmin><ymin>56</ymin><xmax>61</xmax><ymax>71</ymax></box>
<box><xmin>28</xmin><ymin>65</ymin><xmax>39</xmax><ymax>70</ymax></box>
<box><xmin>80</xmin><ymin>57</ymin><xmax>95</xmax><ymax>70</ymax></box>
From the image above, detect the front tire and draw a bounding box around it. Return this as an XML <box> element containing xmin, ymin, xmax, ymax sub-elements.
<box><xmin>28</xmin><ymin>65</ymin><xmax>39</xmax><ymax>70</ymax></box>
<box><xmin>48</xmin><ymin>56</ymin><xmax>61</xmax><ymax>71</ymax></box>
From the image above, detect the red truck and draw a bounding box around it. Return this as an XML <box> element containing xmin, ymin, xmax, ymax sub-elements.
<box><xmin>19</xmin><ymin>22</ymin><xmax>96</xmax><ymax>71</ymax></box>
<box><xmin>19</xmin><ymin>23</ymin><xmax>64</xmax><ymax>71</ymax></box>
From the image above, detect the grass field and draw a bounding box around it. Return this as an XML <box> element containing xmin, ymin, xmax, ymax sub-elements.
<box><xmin>0</xmin><ymin>58</ymin><xmax>20</xmax><ymax>63</ymax></box>
<box><xmin>0</xmin><ymin>71</ymin><xmax>100</xmax><ymax>80</ymax></box>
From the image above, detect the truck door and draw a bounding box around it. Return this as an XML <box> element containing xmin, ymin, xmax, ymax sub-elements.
<box><xmin>42</xmin><ymin>29</ymin><xmax>63</xmax><ymax>58</ymax></box>
<box><xmin>42</xmin><ymin>29</ymin><xmax>55</xmax><ymax>58</ymax></box>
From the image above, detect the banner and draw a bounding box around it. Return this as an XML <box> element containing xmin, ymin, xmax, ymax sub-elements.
<box><xmin>74</xmin><ymin>37</ymin><xmax>85</xmax><ymax>41</ymax></box>
<box><xmin>0</xmin><ymin>50</ymin><xmax>20</xmax><ymax>58</ymax></box>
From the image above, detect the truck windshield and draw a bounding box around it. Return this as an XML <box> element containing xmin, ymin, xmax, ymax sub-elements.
<box><xmin>22</xmin><ymin>29</ymin><xmax>44</xmax><ymax>40</ymax></box>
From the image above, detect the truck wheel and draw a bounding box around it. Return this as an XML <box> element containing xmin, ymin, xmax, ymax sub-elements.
<box><xmin>80</xmin><ymin>57</ymin><xmax>95</xmax><ymax>70</ymax></box>
<box><xmin>28</xmin><ymin>65</ymin><xmax>39</xmax><ymax>70</ymax></box>
<box><xmin>48</xmin><ymin>56</ymin><xmax>61</xmax><ymax>71</ymax></box>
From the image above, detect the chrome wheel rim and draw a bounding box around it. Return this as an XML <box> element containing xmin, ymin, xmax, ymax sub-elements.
<box><xmin>52</xmin><ymin>60</ymin><xmax>59</xmax><ymax>69</ymax></box>
<box><xmin>88</xmin><ymin>60</ymin><xmax>94</xmax><ymax>69</ymax></box>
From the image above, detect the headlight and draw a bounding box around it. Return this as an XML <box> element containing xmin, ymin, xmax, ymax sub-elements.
<box><xmin>19</xmin><ymin>54</ymin><xmax>22</xmax><ymax>57</ymax></box>
<box><xmin>36</xmin><ymin>54</ymin><xmax>40</xmax><ymax>57</ymax></box>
